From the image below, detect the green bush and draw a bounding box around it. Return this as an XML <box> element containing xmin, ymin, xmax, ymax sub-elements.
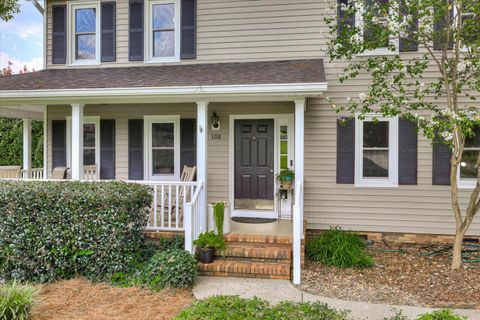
<box><xmin>0</xmin><ymin>282</ymin><xmax>38</xmax><ymax>320</ymax></box>
<box><xmin>0</xmin><ymin>117</ymin><xmax>43</xmax><ymax>168</ymax></box>
<box><xmin>174</xmin><ymin>295</ymin><xmax>348</xmax><ymax>320</ymax></box>
<box><xmin>306</xmin><ymin>227</ymin><xmax>374</xmax><ymax>268</ymax></box>
<box><xmin>139</xmin><ymin>249</ymin><xmax>198</xmax><ymax>290</ymax></box>
<box><xmin>156</xmin><ymin>235</ymin><xmax>185</xmax><ymax>251</ymax></box>
<box><xmin>416</xmin><ymin>309</ymin><xmax>467</xmax><ymax>320</ymax></box>
<box><xmin>0</xmin><ymin>181</ymin><xmax>152</xmax><ymax>282</ymax></box>
<box><xmin>193</xmin><ymin>231</ymin><xmax>226</xmax><ymax>250</ymax></box>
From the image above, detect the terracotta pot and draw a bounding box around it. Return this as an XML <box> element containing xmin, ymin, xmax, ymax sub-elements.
<box><xmin>199</xmin><ymin>248</ymin><xmax>215</xmax><ymax>264</ymax></box>
<box><xmin>280</xmin><ymin>180</ymin><xmax>293</xmax><ymax>189</ymax></box>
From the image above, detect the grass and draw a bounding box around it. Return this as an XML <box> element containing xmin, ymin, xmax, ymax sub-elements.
<box><xmin>0</xmin><ymin>281</ymin><xmax>38</xmax><ymax>320</ymax></box>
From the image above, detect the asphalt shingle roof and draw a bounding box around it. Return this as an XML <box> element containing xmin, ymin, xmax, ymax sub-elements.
<box><xmin>0</xmin><ymin>59</ymin><xmax>326</xmax><ymax>91</ymax></box>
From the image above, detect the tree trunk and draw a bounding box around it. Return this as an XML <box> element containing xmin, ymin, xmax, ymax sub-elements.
<box><xmin>451</xmin><ymin>228</ymin><xmax>465</xmax><ymax>269</ymax></box>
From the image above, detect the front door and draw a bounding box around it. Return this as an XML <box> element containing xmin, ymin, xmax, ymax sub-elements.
<box><xmin>234</xmin><ymin>119</ymin><xmax>275</xmax><ymax>211</ymax></box>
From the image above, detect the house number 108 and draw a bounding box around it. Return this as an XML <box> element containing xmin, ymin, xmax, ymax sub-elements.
<box><xmin>210</xmin><ymin>134</ymin><xmax>222</xmax><ymax>140</ymax></box>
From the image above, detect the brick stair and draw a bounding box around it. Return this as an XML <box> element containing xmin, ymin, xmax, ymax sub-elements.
<box><xmin>198</xmin><ymin>233</ymin><xmax>293</xmax><ymax>280</ymax></box>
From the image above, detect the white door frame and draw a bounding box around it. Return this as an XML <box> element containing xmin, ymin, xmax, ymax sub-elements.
<box><xmin>229</xmin><ymin>114</ymin><xmax>294</xmax><ymax>218</ymax></box>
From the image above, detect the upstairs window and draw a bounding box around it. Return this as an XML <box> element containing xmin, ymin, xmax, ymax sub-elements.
<box><xmin>146</xmin><ymin>0</ymin><xmax>180</xmax><ymax>62</ymax></box>
<box><xmin>355</xmin><ymin>115</ymin><xmax>399</xmax><ymax>187</ymax></box>
<box><xmin>68</xmin><ymin>2</ymin><xmax>100</xmax><ymax>65</ymax></box>
<box><xmin>459</xmin><ymin>128</ymin><xmax>480</xmax><ymax>188</ymax></box>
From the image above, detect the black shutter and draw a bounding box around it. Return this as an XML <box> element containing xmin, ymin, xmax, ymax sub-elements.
<box><xmin>181</xmin><ymin>0</ymin><xmax>196</xmax><ymax>59</ymax></box>
<box><xmin>432</xmin><ymin>136</ymin><xmax>452</xmax><ymax>185</ymax></box>
<box><xmin>337</xmin><ymin>118</ymin><xmax>355</xmax><ymax>184</ymax></box>
<box><xmin>434</xmin><ymin>1</ymin><xmax>454</xmax><ymax>50</ymax></box>
<box><xmin>128</xmin><ymin>119</ymin><xmax>144</xmax><ymax>180</ymax></box>
<box><xmin>101</xmin><ymin>2</ymin><xmax>116</xmax><ymax>62</ymax></box>
<box><xmin>399</xmin><ymin>2</ymin><xmax>418</xmax><ymax>52</ymax></box>
<box><xmin>129</xmin><ymin>0</ymin><xmax>144</xmax><ymax>61</ymax></box>
<box><xmin>52</xmin><ymin>5</ymin><xmax>67</xmax><ymax>64</ymax></box>
<box><xmin>337</xmin><ymin>0</ymin><xmax>355</xmax><ymax>38</ymax></box>
<box><xmin>100</xmin><ymin>120</ymin><xmax>116</xmax><ymax>180</ymax></box>
<box><xmin>398</xmin><ymin>118</ymin><xmax>418</xmax><ymax>184</ymax></box>
<box><xmin>52</xmin><ymin>120</ymin><xmax>67</xmax><ymax>169</ymax></box>
<box><xmin>181</xmin><ymin>119</ymin><xmax>196</xmax><ymax>172</ymax></box>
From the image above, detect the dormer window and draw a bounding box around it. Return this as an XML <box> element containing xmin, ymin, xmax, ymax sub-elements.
<box><xmin>145</xmin><ymin>0</ymin><xmax>180</xmax><ymax>63</ymax></box>
<box><xmin>68</xmin><ymin>2</ymin><xmax>101</xmax><ymax>65</ymax></box>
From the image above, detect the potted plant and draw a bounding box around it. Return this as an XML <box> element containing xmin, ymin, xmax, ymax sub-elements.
<box><xmin>193</xmin><ymin>231</ymin><xmax>226</xmax><ymax>264</ymax></box>
<box><xmin>208</xmin><ymin>201</ymin><xmax>231</xmax><ymax>234</ymax></box>
<box><xmin>276</xmin><ymin>168</ymin><xmax>295</xmax><ymax>189</ymax></box>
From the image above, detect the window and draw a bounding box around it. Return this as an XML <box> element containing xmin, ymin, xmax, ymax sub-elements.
<box><xmin>145</xmin><ymin>116</ymin><xmax>180</xmax><ymax>180</ymax></box>
<box><xmin>458</xmin><ymin>128</ymin><xmax>480</xmax><ymax>188</ymax></box>
<box><xmin>68</xmin><ymin>2</ymin><xmax>100</xmax><ymax>65</ymax></box>
<box><xmin>355</xmin><ymin>0</ymin><xmax>399</xmax><ymax>55</ymax></box>
<box><xmin>146</xmin><ymin>0</ymin><xmax>180</xmax><ymax>62</ymax></box>
<box><xmin>455</xmin><ymin>4</ymin><xmax>478</xmax><ymax>48</ymax></box>
<box><xmin>66</xmin><ymin>116</ymin><xmax>100</xmax><ymax>169</ymax></box>
<box><xmin>355</xmin><ymin>115</ymin><xmax>399</xmax><ymax>187</ymax></box>
<box><xmin>279</xmin><ymin>125</ymin><xmax>289</xmax><ymax>170</ymax></box>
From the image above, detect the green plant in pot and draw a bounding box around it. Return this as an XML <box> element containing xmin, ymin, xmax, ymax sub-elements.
<box><xmin>276</xmin><ymin>168</ymin><xmax>295</xmax><ymax>189</ymax></box>
<box><xmin>193</xmin><ymin>231</ymin><xmax>226</xmax><ymax>264</ymax></box>
<box><xmin>213</xmin><ymin>201</ymin><xmax>225</xmax><ymax>236</ymax></box>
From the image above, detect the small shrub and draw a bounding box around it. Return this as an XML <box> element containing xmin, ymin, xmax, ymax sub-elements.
<box><xmin>193</xmin><ymin>231</ymin><xmax>226</xmax><ymax>250</ymax></box>
<box><xmin>156</xmin><ymin>235</ymin><xmax>185</xmax><ymax>251</ymax></box>
<box><xmin>0</xmin><ymin>181</ymin><xmax>152</xmax><ymax>282</ymax></box>
<box><xmin>306</xmin><ymin>227</ymin><xmax>374</xmax><ymax>268</ymax></box>
<box><xmin>384</xmin><ymin>309</ymin><xmax>409</xmax><ymax>320</ymax></box>
<box><xmin>139</xmin><ymin>249</ymin><xmax>198</xmax><ymax>290</ymax></box>
<box><xmin>0</xmin><ymin>282</ymin><xmax>38</xmax><ymax>320</ymax></box>
<box><xmin>174</xmin><ymin>295</ymin><xmax>348</xmax><ymax>320</ymax></box>
<box><xmin>416</xmin><ymin>309</ymin><xmax>467</xmax><ymax>320</ymax></box>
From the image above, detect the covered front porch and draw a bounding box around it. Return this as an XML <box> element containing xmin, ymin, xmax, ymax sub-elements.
<box><xmin>0</xmin><ymin>59</ymin><xmax>327</xmax><ymax>284</ymax></box>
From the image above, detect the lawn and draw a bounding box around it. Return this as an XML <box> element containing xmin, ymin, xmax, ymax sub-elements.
<box><xmin>30</xmin><ymin>279</ymin><xmax>192</xmax><ymax>320</ymax></box>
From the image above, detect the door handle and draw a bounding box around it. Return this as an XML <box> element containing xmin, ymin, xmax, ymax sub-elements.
<box><xmin>270</xmin><ymin>169</ymin><xmax>274</xmax><ymax>173</ymax></box>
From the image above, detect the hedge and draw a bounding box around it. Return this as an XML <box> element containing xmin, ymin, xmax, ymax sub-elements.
<box><xmin>0</xmin><ymin>181</ymin><xmax>152</xmax><ymax>282</ymax></box>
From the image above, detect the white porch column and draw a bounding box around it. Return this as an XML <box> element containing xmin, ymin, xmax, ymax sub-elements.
<box><xmin>293</xmin><ymin>98</ymin><xmax>305</xmax><ymax>285</ymax></box>
<box><xmin>196</xmin><ymin>101</ymin><xmax>208</xmax><ymax>233</ymax></box>
<box><xmin>43</xmin><ymin>106</ymin><xmax>48</xmax><ymax>179</ymax></box>
<box><xmin>71</xmin><ymin>104</ymin><xmax>84</xmax><ymax>180</ymax></box>
<box><xmin>22</xmin><ymin>118</ymin><xmax>32</xmax><ymax>178</ymax></box>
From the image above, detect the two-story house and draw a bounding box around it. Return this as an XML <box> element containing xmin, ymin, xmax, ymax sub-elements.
<box><xmin>0</xmin><ymin>0</ymin><xmax>479</xmax><ymax>284</ymax></box>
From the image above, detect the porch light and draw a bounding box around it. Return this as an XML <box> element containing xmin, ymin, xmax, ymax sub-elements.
<box><xmin>211</xmin><ymin>110</ymin><xmax>220</xmax><ymax>130</ymax></box>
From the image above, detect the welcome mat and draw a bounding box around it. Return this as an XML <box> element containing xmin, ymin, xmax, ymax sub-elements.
<box><xmin>231</xmin><ymin>217</ymin><xmax>277</xmax><ymax>224</ymax></box>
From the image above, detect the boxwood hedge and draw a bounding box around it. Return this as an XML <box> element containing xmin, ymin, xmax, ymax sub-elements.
<box><xmin>0</xmin><ymin>181</ymin><xmax>152</xmax><ymax>282</ymax></box>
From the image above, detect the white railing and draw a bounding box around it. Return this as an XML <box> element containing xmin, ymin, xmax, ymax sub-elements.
<box><xmin>184</xmin><ymin>180</ymin><xmax>204</xmax><ymax>253</ymax></box>
<box><xmin>292</xmin><ymin>180</ymin><xmax>303</xmax><ymax>285</ymax></box>
<box><xmin>131</xmin><ymin>180</ymin><xmax>201</xmax><ymax>233</ymax></box>
<box><xmin>20</xmin><ymin>168</ymin><xmax>44</xmax><ymax>180</ymax></box>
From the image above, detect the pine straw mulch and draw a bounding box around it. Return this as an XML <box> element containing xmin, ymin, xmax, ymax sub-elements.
<box><xmin>299</xmin><ymin>242</ymin><xmax>480</xmax><ymax>309</ymax></box>
<box><xmin>31</xmin><ymin>278</ymin><xmax>193</xmax><ymax>320</ymax></box>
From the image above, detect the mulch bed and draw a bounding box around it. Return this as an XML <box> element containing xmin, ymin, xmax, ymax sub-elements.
<box><xmin>31</xmin><ymin>279</ymin><xmax>193</xmax><ymax>320</ymax></box>
<box><xmin>299</xmin><ymin>242</ymin><xmax>480</xmax><ymax>308</ymax></box>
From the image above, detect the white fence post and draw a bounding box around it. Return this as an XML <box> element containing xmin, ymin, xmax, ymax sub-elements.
<box><xmin>184</xmin><ymin>202</ymin><xmax>193</xmax><ymax>253</ymax></box>
<box><xmin>71</xmin><ymin>104</ymin><xmax>84</xmax><ymax>180</ymax></box>
<box><xmin>196</xmin><ymin>102</ymin><xmax>208</xmax><ymax>233</ymax></box>
<box><xmin>22</xmin><ymin>118</ymin><xmax>32</xmax><ymax>178</ymax></box>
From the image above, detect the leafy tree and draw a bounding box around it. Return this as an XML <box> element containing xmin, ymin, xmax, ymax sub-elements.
<box><xmin>0</xmin><ymin>117</ymin><xmax>43</xmax><ymax>168</ymax></box>
<box><xmin>0</xmin><ymin>0</ymin><xmax>20</xmax><ymax>21</ymax></box>
<box><xmin>326</xmin><ymin>0</ymin><xmax>479</xmax><ymax>269</ymax></box>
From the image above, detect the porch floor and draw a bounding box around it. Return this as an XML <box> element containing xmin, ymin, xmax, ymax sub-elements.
<box><xmin>229</xmin><ymin>219</ymin><xmax>292</xmax><ymax>236</ymax></box>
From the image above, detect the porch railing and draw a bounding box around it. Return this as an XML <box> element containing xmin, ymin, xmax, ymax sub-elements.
<box><xmin>184</xmin><ymin>180</ymin><xmax>204</xmax><ymax>253</ymax></box>
<box><xmin>20</xmin><ymin>168</ymin><xmax>44</xmax><ymax>180</ymax></box>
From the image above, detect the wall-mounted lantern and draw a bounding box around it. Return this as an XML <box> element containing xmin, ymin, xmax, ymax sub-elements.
<box><xmin>211</xmin><ymin>110</ymin><xmax>220</xmax><ymax>131</ymax></box>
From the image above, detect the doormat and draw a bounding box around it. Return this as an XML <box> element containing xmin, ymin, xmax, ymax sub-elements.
<box><xmin>231</xmin><ymin>217</ymin><xmax>277</xmax><ymax>224</ymax></box>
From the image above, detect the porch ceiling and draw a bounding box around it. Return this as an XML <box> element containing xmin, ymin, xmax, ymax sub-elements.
<box><xmin>0</xmin><ymin>105</ymin><xmax>45</xmax><ymax>120</ymax></box>
<box><xmin>0</xmin><ymin>59</ymin><xmax>327</xmax><ymax>105</ymax></box>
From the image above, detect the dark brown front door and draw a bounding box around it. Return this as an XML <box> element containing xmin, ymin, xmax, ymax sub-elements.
<box><xmin>234</xmin><ymin>119</ymin><xmax>275</xmax><ymax>210</ymax></box>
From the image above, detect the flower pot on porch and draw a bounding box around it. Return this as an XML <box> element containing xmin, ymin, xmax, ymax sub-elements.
<box><xmin>199</xmin><ymin>248</ymin><xmax>215</xmax><ymax>264</ymax></box>
<box><xmin>208</xmin><ymin>203</ymin><xmax>231</xmax><ymax>234</ymax></box>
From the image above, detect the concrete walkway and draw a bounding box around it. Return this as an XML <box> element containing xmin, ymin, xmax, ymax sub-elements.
<box><xmin>193</xmin><ymin>277</ymin><xmax>480</xmax><ymax>320</ymax></box>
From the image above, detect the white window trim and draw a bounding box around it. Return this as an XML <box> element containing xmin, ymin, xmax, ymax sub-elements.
<box><xmin>66</xmin><ymin>116</ymin><xmax>101</xmax><ymax>170</ymax></box>
<box><xmin>355</xmin><ymin>115</ymin><xmax>399</xmax><ymax>187</ymax></box>
<box><xmin>67</xmin><ymin>1</ymin><xmax>101</xmax><ymax>66</ymax></box>
<box><xmin>355</xmin><ymin>0</ymin><xmax>399</xmax><ymax>56</ymax></box>
<box><xmin>144</xmin><ymin>0</ymin><xmax>181</xmax><ymax>64</ymax></box>
<box><xmin>144</xmin><ymin>115</ymin><xmax>181</xmax><ymax>181</ymax></box>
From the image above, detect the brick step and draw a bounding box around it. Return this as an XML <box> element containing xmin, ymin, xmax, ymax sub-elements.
<box><xmin>224</xmin><ymin>233</ymin><xmax>293</xmax><ymax>245</ymax></box>
<box><xmin>218</xmin><ymin>243</ymin><xmax>292</xmax><ymax>261</ymax></box>
<box><xmin>198</xmin><ymin>259</ymin><xmax>291</xmax><ymax>280</ymax></box>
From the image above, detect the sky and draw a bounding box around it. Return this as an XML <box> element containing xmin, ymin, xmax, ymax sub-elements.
<box><xmin>0</xmin><ymin>0</ymin><xmax>44</xmax><ymax>74</ymax></box>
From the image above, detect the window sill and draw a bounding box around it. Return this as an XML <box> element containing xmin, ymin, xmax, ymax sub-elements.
<box><xmin>457</xmin><ymin>180</ymin><xmax>477</xmax><ymax>189</ymax></box>
<box><xmin>68</xmin><ymin>60</ymin><xmax>101</xmax><ymax>67</ymax></box>
<box><xmin>355</xmin><ymin>180</ymin><xmax>398</xmax><ymax>188</ymax></box>
<box><xmin>356</xmin><ymin>49</ymin><xmax>399</xmax><ymax>57</ymax></box>
<box><xmin>144</xmin><ymin>57</ymin><xmax>181</xmax><ymax>64</ymax></box>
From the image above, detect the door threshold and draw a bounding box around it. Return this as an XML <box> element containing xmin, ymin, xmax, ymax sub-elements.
<box><xmin>231</xmin><ymin>210</ymin><xmax>277</xmax><ymax>219</ymax></box>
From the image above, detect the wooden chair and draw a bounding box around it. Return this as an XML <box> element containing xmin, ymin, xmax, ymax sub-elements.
<box><xmin>52</xmin><ymin>167</ymin><xmax>67</xmax><ymax>179</ymax></box>
<box><xmin>0</xmin><ymin>166</ymin><xmax>22</xmax><ymax>179</ymax></box>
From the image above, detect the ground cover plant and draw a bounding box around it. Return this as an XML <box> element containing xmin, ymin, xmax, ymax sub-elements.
<box><xmin>174</xmin><ymin>295</ymin><xmax>349</xmax><ymax>320</ymax></box>
<box><xmin>306</xmin><ymin>227</ymin><xmax>374</xmax><ymax>268</ymax></box>
<box><xmin>0</xmin><ymin>282</ymin><xmax>38</xmax><ymax>320</ymax></box>
<box><xmin>416</xmin><ymin>309</ymin><xmax>467</xmax><ymax>320</ymax></box>
<box><xmin>0</xmin><ymin>181</ymin><xmax>152</xmax><ymax>282</ymax></box>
